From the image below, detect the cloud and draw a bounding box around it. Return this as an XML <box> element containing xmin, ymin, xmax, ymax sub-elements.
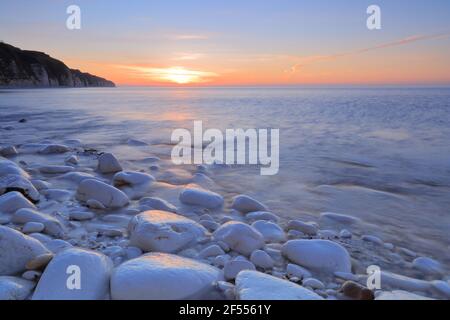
<box><xmin>171</xmin><ymin>34</ymin><xmax>209</xmax><ymax>40</ymax></box>
<box><xmin>172</xmin><ymin>52</ymin><xmax>205</xmax><ymax>61</ymax></box>
<box><xmin>289</xmin><ymin>32</ymin><xmax>450</xmax><ymax>73</ymax></box>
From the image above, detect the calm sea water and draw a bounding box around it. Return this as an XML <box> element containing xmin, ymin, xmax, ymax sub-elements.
<box><xmin>1</xmin><ymin>86</ymin><xmax>449</xmax><ymax>267</ymax></box>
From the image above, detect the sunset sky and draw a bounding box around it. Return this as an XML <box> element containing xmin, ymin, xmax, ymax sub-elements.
<box><xmin>1</xmin><ymin>0</ymin><xmax>450</xmax><ymax>86</ymax></box>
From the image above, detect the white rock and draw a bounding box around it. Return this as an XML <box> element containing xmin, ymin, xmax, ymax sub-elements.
<box><xmin>31</xmin><ymin>179</ymin><xmax>51</xmax><ymax>190</ymax></box>
<box><xmin>113</xmin><ymin>171</ymin><xmax>155</xmax><ymax>188</ymax></box>
<box><xmin>362</xmin><ymin>235</ymin><xmax>383</xmax><ymax>245</ymax></box>
<box><xmin>339</xmin><ymin>229</ymin><xmax>352</xmax><ymax>239</ymax></box>
<box><xmin>60</xmin><ymin>172</ymin><xmax>100</xmax><ymax>184</ymax></box>
<box><xmin>111</xmin><ymin>253</ymin><xmax>222</xmax><ymax>300</ymax></box>
<box><xmin>86</xmin><ymin>199</ymin><xmax>106</xmax><ymax>209</ymax></box>
<box><xmin>38</xmin><ymin>144</ymin><xmax>70</xmax><ymax>154</ymax></box>
<box><xmin>125</xmin><ymin>246</ymin><xmax>142</xmax><ymax>260</ymax></box>
<box><xmin>0</xmin><ymin>157</ymin><xmax>29</xmax><ymax>178</ymax></box>
<box><xmin>320</xmin><ymin>212</ymin><xmax>361</xmax><ymax>224</ymax></box>
<box><xmin>41</xmin><ymin>188</ymin><xmax>72</xmax><ymax>202</ymax></box>
<box><xmin>179</xmin><ymin>187</ymin><xmax>224</xmax><ymax>209</ymax></box>
<box><xmin>231</xmin><ymin>195</ymin><xmax>268</xmax><ymax>213</ymax></box>
<box><xmin>200</xmin><ymin>220</ymin><xmax>220</xmax><ymax>231</ymax></box>
<box><xmin>412</xmin><ymin>257</ymin><xmax>443</xmax><ymax>275</ymax></box>
<box><xmin>97</xmin><ymin>153</ymin><xmax>122</xmax><ymax>174</ymax></box>
<box><xmin>32</xmin><ymin>248</ymin><xmax>113</xmax><ymax>300</ymax></box>
<box><xmin>431</xmin><ymin>280</ymin><xmax>450</xmax><ymax>298</ymax></box>
<box><xmin>251</xmin><ymin>220</ymin><xmax>286</xmax><ymax>243</ymax></box>
<box><xmin>0</xmin><ymin>276</ymin><xmax>35</xmax><ymax>300</ymax></box>
<box><xmin>235</xmin><ymin>270</ymin><xmax>323</xmax><ymax>300</ymax></box>
<box><xmin>129</xmin><ymin>210</ymin><xmax>207</xmax><ymax>253</ymax></box>
<box><xmin>0</xmin><ymin>191</ymin><xmax>36</xmax><ymax>213</ymax></box>
<box><xmin>39</xmin><ymin>165</ymin><xmax>74</xmax><ymax>174</ymax></box>
<box><xmin>376</xmin><ymin>290</ymin><xmax>433</xmax><ymax>300</ymax></box>
<box><xmin>282</xmin><ymin>239</ymin><xmax>352</xmax><ymax>274</ymax></box>
<box><xmin>12</xmin><ymin>208</ymin><xmax>64</xmax><ymax>237</ymax></box>
<box><xmin>139</xmin><ymin>197</ymin><xmax>177</xmax><ymax>213</ymax></box>
<box><xmin>246</xmin><ymin>211</ymin><xmax>279</xmax><ymax>222</ymax></box>
<box><xmin>22</xmin><ymin>222</ymin><xmax>45</xmax><ymax>234</ymax></box>
<box><xmin>224</xmin><ymin>260</ymin><xmax>255</xmax><ymax>280</ymax></box>
<box><xmin>22</xmin><ymin>270</ymin><xmax>41</xmax><ymax>281</ymax></box>
<box><xmin>250</xmin><ymin>250</ymin><xmax>274</xmax><ymax>269</ymax></box>
<box><xmin>213</xmin><ymin>221</ymin><xmax>264</xmax><ymax>256</ymax></box>
<box><xmin>198</xmin><ymin>245</ymin><xmax>225</xmax><ymax>259</ymax></box>
<box><xmin>0</xmin><ymin>226</ymin><xmax>50</xmax><ymax>276</ymax></box>
<box><xmin>0</xmin><ymin>174</ymin><xmax>40</xmax><ymax>202</ymax></box>
<box><xmin>287</xmin><ymin>220</ymin><xmax>318</xmax><ymax>236</ymax></box>
<box><xmin>302</xmin><ymin>278</ymin><xmax>325</xmax><ymax>289</ymax></box>
<box><xmin>44</xmin><ymin>239</ymin><xmax>73</xmax><ymax>254</ymax></box>
<box><xmin>76</xmin><ymin>179</ymin><xmax>129</xmax><ymax>209</ymax></box>
<box><xmin>69</xmin><ymin>211</ymin><xmax>95</xmax><ymax>221</ymax></box>
<box><xmin>379</xmin><ymin>271</ymin><xmax>432</xmax><ymax>292</ymax></box>
<box><xmin>286</xmin><ymin>263</ymin><xmax>312</xmax><ymax>280</ymax></box>
<box><xmin>0</xmin><ymin>146</ymin><xmax>18</xmax><ymax>157</ymax></box>
<box><xmin>65</xmin><ymin>155</ymin><xmax>79</xmax><ymax>165</ymax></box>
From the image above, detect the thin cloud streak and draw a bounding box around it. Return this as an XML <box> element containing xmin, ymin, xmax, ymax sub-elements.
<box><xmin>290</xmin><ymin>32</ymin><xmax>450</xmax><ymax>73</ymax></box>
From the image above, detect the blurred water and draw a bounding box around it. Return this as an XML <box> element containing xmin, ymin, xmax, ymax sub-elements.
<box><xmin>1</xmin><ymin>86</ymin><xmax>449</xmax><ymax>267</ymax></box>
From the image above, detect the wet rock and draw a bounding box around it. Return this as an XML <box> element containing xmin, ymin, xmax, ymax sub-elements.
<box><xmin>38</xmin><ymin>144</ymin><xmax>70</xmax><ymax>154</ymax></box>
<box><xmin>287</xmin><ymin>220</ymin><xmax>318</xmax><ymax>236</ymax></box>
<box><xmin>213</xmin><ymin>221</ymin><xmax>264</xmax><ymax>256</ymax></box>
<box><xmin>179</xmin><ymin>187</ymin><xmax>224</xmax><ymax>209</ymax></box>
<box><xmin>231</xmin><ymin>195</ymin><xmax>268</xmax><ymax>213</ymax></box>
<box><xmin>76</xmin><ymin>179</ymin><xmax>129</xmax><ymax>209</ymax></box>
<box><xmin>97</xmin><ymin>153</ymin><xmax>122</xmax><ymax>174</ymax></box>
<box><xmin>0</xmin><ymin>191</ymin><xmax>36</xmax><ymax>213</ymax></box>
<box><xmin>129</xmin><ymin>210</ymin><xmax>207</xmax><ymax>253</ymax></box>
<box><xmin>111</xmin><ymin>253</ymin><xmax>222</xmax><ymax>300</ymax></box>
<box><xmin>251</xmin><ymin>220</ymin><xmax>286</xmax><ymax>243</ymax></box>
<box><xmin>139</xmin><ymin>197</ymin><xmax>178</xmax><ymax>213</ymax></box>
<box><xmin>412</xmin><ymin>257</ymin><xmax>443</xmax><ymax>275</ymax></box>
<box><xmin>0</xmin><ymin>174</ymin><xmax>40</xmax><ymax>202</ymax></box>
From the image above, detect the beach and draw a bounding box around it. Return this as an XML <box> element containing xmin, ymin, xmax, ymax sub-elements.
<box><xmin>0</xmin><ymin>87</ymin><xmax>449</xmax><ymax>300</ymax></box>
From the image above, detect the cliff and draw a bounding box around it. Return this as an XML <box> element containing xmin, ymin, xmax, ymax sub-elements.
<box><xmin>0</xmin><ymin>42</ymin><xmax>115</xmax><ymax>88</ymax></box>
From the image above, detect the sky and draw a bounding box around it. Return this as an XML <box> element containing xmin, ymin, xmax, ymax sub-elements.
<box><xmin>1</xmin><ymin>0</ymin><xmax>450</xmax><ymax>86</ymax></box>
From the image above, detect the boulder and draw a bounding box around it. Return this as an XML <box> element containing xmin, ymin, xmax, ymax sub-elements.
<box><xmin>0</xmin><ymin>226</ymin><xmax>50</xmax><ymax>276</ymax></box>
<box><xmin>231</xmin><ymin>195</ymin><xmax>268</xmax><ymax>213</ymax></box>
<box><xmin>251</xmin><ymin>220</ymin><xmax>286</xmax><ymax>243</ymax></box>
<box><xmin>129</xmin><ymin>210</ymin><xmax>207</xmax><ymax>253</ymax></box>
<box><xmin>412</xmin><ymin>257</ymin><xmax>443</xmax><ymax>275</ymax></box>
<box><xmin>111</xmin><ymin>253</ymin><xmax>222</xmax><ymax>300</ymax></box>
<box><xmin>282</xmin><ymin>239</ymin><xmax>352</xmax><ymax>274</ymax></box>
<box><xmin>179</xmin><ymin>187</ymin><xmax>224</xmax><ymax>209</ymax></box>
<box><xmin>38</xmin><ymin>144</ymin><xmax>70</xmax><ymax>154</ymax></box>
<box><xmin>224</xmin><ymin>260</ymin><xmax>256</xmax><ymax>280</ymax></box>
<box><xmin>139</xmin><ymin>197</ymin><xmax>178</xmax><ymax>213</ymax></box>
<box><xmin>213</xmin><ymin>222</ymin><xmax>264</xmax><ymax>256</ymax></box>
<box><xmin>97</xmin><ymin>153</ymin><xmax>122</xmax><ymax>174</ymax></box>
<box><xmin>287</xmin><ymin>220</ymin><xmax>317</xmax><ymax>236</ymax></box>
<box><xmin>0</xmin><ymin>174</ymin><xmax>39</xmax><ymax>202</ymax></box>
<box><xmin>0</xmin><ymin>157</ymin><xmax>29</xmax><ymax>178</ymax></box>
<box><xmin>12</xmin><ymin>208</ymin><xmax>64</xmax><ymax>237</ymax></box>
<box><xmin>376</xmin><ymin>290</ymin><xmax>433</xmax><ymax>300</ymax></box>
<box><xmin>0</xmin><ymin>191</ymin><xmax>36</xmax><ymax>213</ymax></box>
<box><xmin>0</xmin><ymin>276</ymin><xmax>35</xmax><ymax>300</ymax></box>
<box><xmin>32</xmin><ymin>248</ymin><xmax>113</xmax><ymax>300</ymax></box>
<box><xmin>76</xmin><ymin>179</ymin><xmax>129</xmax><ymax>209</ymax></box>
<box><xmin>235</xmin><ymin>270</ymin><xmax>323</xmax><ymax>300</ymax></box>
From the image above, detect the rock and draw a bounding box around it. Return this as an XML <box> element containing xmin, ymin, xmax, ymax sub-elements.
<box><xmin>42</xmin><ymin>188</ymin><xmax>73</xmax><ymax>201</ymax></box>
<box><xmin>334</xmin><ymin>271</ymin><xmax>360</xmax><ymax>282</ymax></box>
<box><xmin>251</xmin><ymin>220</ymin><xmax>286</xmax><ymax>243</ymax></box>
<box><xmin>26</xmin><ymin>253</ymin><xmax>53</xmax><ymax>270</ymax></box>
<box><xmin>129</xmin><ymin>210</ymin><xmax>207</xmax><ymax>253</ymax></box>
<box><xmin>86</xmin><ymin>199</ymin><xmax>106</xmax><ymax>209</ymax></box>
<box><xmin>179</xmin><ymin>187</ymin><xmax>224</xmax><ymax>209</ymax></box>
<box><xmin>361</xmin><ymin>235</ymin><xmax>383</xmax><ymax>245</ymax></box>
<box><xmin>69</xmin><ymin>211</ymin><xmax>95</xmax><ymax>221</ymax></box>
<box><xmin>76</xmin><ymin>179</ymin><xmax>129</xmax><ymax>209</ymax></box>
<box><xmin>0</xmin><ymin>146</ymin><xmax>18</xmax><ymax>157</ymax></box>
<box><xmin>22</xmin><ymin>222</ymin><xmax>45</xmax><ymax>234</ymax></box>
<box><xmin>320</xmin><ymin>212</ymin><xmax>360</xmax><ymax>224</ymax></box>
<box><xmin>412</xmin><ymin>257</ymin><xmax>443</xmax><ymax>275</ymax></box>
<box><xmin>0</xmin><ymin>157</ymin><xmax>29</xmax><ymax>178</ymax></box>
<box><xmin>32</xmin><ymin>248</ymin><xmax>113</xmax><ymax>300</ymax></box>
<box><xmin>22</xmin><ymin>270</ymin><xmax>41</xmax><ymax>281</ymax></box>
<box><xmin>111</xmin><ymin>252</ymin><xmax>222</xmax><ymax>300</ymax></box>
<box><xmin>213</xmin><ymin>221</ymin><xmax>264</xmax><ymax>256</ymax></box>
<box><xmin>431</xmin><ymin>280</ymin><xmax>450</xmax><ymax>298</ymax></box>
<box><xmin>199</xmin><ymin>220</ymin><xmax>220</xmax><ymax>232</ymax></box>
<box><xmin>198</xmin><ymin>245</ymin><xmax>225</xmax><ymax>259</ymax></box>
<box><xmin>12</xmin><ymin>208</ymin><xmax>64</xmax><ymax>237</ymax></box>
<box><xmin>340</xmin><ymin>281</ymin><xmax>374</xmax><ymax>300</ymax></box>
<box><xmin>113</xmin><ymin>171</ymin><xmax>155</xmax><ymax>188</ymax></box>
<box><xmin>339</xmin><ymin>229</ymin><xmax>352</xmax><ymax>239</ymax></box>
<box><xmin>60</xmin><ymin>172</ymin><xmax>100</xmax><ymax>184</ymax></box>
<box><xmin>65</xmin><ymin>155</ymin><xmax>79</xmax><ymax>165</ymax></box>
<box><xmin>379</xmin><ymin>271</ymin><xmax>432</xmax><ymax>292</ymax></box>
<box><xmin>44</xmin><ymin>239</ymin><xmax>73</xmax><ymax>254</ymax></box>
<box><xmin>376</xmin><ymin>290</ymin><xmax>433</xmax><ymax>300</ymax></box>
<box><xmin>250</xmin><ymin>250</ymin><xmax>274</xmax><ymax>269</ymax></box>
<box><xmin>231</xmin><ymin>195</ymin><xmax>268</xmax><ymax>213</ymax></box>
<box><xmin>246</xmin><ymin>211</ymin><xmax>279</xmax><ymax>222</ymax></box>
<box><xmin>139</xmin><ymin>197</ymin><xmax>177</xmax><ymax>213</ymax></box>
<box><xmin>38</xmin><ymin>144</ymin><xmax>70</xmax><ymax>154</ymax></box>
<box><xmin>235</xmin><ymin>270</ymin><xmax>323</xmax><ymax>300</ymax></box>
<box><xmin>125</xmin><ymin>246</ymin><xmax>142</xmax><ymax>260</ymax></box>
<box><xmin>282</xmin><ymin>239</ymin><xmax>352</xmax><ymax>274</ymax></box>
<box><xmin>286</xmin><ymin>263</ymin><xmax>312</xmax><ymax>280</ymax></box>
<box><xmin>0</xmin><ymin>191</ymin><xmax>36</xmax><ymax>213</ymax></box>
<box><xmin>97</xmin><ymin>153</ymin><xmax>122</xmax><ymax>174</ymax></box>
<box><xmin>0</xmin><ymin>226</ymin><xmax>50</xmax><ymax>276</ymax></box>
<box><xmin>31</xmin><ymin>179</ymin><xmax>51</xmax><ymax>190</ymax></box>
<box><xmin>303</xmin><ymin>278</ymin><xmax>325</xmax><ymax>290</ymax></box>
<box><xmin>0</xmin><ymin>174</ymin><xmax>40</xmax><ymax>202</ymax></box>
<box><xmin>0</xmin><ymin>276</ymin><xmax>35</xmax><ymax>300</ymax></box>
<box><xmin>287</xmin><ymin>220</ymin><xmax>318</xmax><ymax>236</ymax></box>
<box><xmin>224</xmin><ymin>260</ymin><xmax>256</xmax><ymax>280</ymax></box>
<box><xmin>39</xmin><ymin>165</ymin><xmax>74</xmax><ymax>174</ymax></box>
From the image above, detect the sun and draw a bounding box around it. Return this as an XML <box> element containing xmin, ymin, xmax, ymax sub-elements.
<box><xmin>122</xmin><ymin>66</ymin><xmax>217</xmax><ymax>84</ymax></box>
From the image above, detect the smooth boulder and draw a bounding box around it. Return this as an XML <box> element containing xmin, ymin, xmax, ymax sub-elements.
<box><xmin>76</xmin><ymin>179</ymin><xmax>129</xmax><ymax>209</ymax></box>
<box><xmin>32</xmin><ymin>248</ymin><xmax>113</xmax><ymax>300</ymax></box>
<box><xmin>213</xmin><ymin>221</ymin><xmax>264</xmax><ymax>256</ymax></box>
<box><xmin>111</xmin><ymin>253</ymin><xmax>222</xmax><ymax>300</ymax></box>
<box><xmin>0</xmin><ymin>276</ymin><xmax>35</xmax><ymax>300</ymax></box>
<box><xmin>12</xmin><ymin>208</ymin><xmax>64</xmax><ymax>237</ymax></box>
<box><xmin>0</xmin><ymin>191</ymin><xmax>36</xmax><ymax>213</ymax></box>
<box><xmin>97</xmin><ymin>153</ymin><xmax>122</xmax><ymax>174</ymax></box>
<box><xmin>179</xmin><ymin>187</ymin><xmax>224</xmax><ymax>209</ymax></box>
<box><xmin>129</xmin><ymin>210</ymin><xmax>207</xmax><ymax>253</ymax></box>
<box><xmin>231</xmin><ymin>195</ymin><xmax>268</xmax><ymax>213</ymax></box>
